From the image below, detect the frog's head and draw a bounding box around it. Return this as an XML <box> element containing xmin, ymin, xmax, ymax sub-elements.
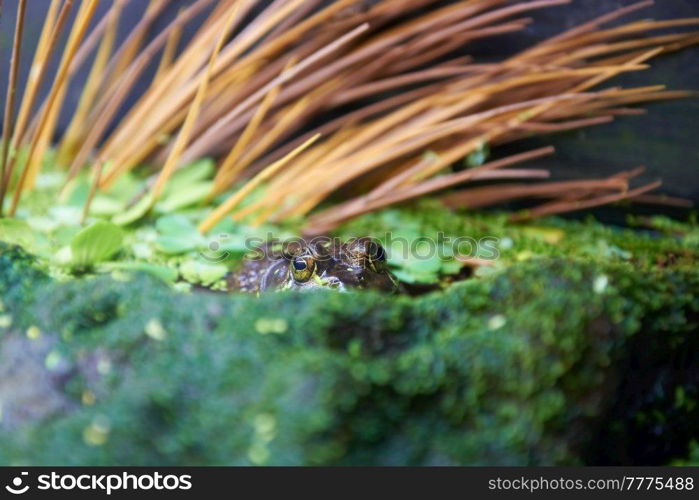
<box><xmin>259</xmin><ymin>238</ymin><xmax>398</xmax><ymax>293</ymax></box>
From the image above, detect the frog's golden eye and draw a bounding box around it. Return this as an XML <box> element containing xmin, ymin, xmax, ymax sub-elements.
<box><xmin>290</xmin><ymin>256</ymin><xmax>315</xmax><ymax>282</ymax></box>
<box><xmin>345</xmin><ymin>238</ymin><xmax>387</xmax><ymax>271</ymax></box>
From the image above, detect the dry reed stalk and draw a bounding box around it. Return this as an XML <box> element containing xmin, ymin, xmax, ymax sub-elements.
<box><xmin>11</xmin><ymin>0</ymin><xmax>66</xmax><ymax>147</ymax></box>
<box><xmin>0</xmin><ymin>0</ymin><xmax>26</xmax><ymax>215</ymax></box>
<box><xmin>1</xmin><ymin>0</ymin><xmax>63</xmax><ymax>208</ymax></box>
<box><xmin>149</xmin><ymin>0</ymin><xmax>246</xmax><ymax>206</ymax></box>
<box><xmin>9</xmin><ymin>0</ymin><xmax>97</xmax><ymax>215</ymax></box>
<box><xmin>63</xmin><ymin>0</ymin><xmax>219</xmax><ymax>182</ymax></box>
<box><xmin>154</xmin><ymin>8</ymin><xmax>185</xmax><ymax>84</ymax></box>
<box><xmin>23</xmin><ymin>0</ymin><xmax>100</xmax><ymax>189</ymax></box>
<box><xmin>198</xmin><ymin>133</ymin><xmax>321</xmax><ymax>233</ymax></box>
<box><xmin>209</xmin><ymin>57</ymin><xmax>294</xmax><ymax>198</ymax></box>
<box><xmin>0</xmin><ymin>0</ymin><xmax>696</xmax><ymax>232</ymax></box>
<box><xmin>56</xmin><ymin>0</ymin><xmax>125</xmax><ymax>169</ymax></box>
<box><xmin>509</xmin><ymin>181</ymin><xmax>662</xmax><ymax>221</ymax></box>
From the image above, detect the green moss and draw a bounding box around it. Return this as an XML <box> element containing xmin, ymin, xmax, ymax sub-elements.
<box><xmin>0</xmin><ymin>244</ymin><xmax>49</xmax><ymax>327</ymax></box>
<box><xmin>337</xmin><ymin>200</ymin><xmax>698</xmax><ymax>281</ymax></box>
<box><xmin>0</xmin><ymin>242</ymin><xmax>697</xmax><ymax>465</ymax></box>
<box><xmin>2</xmin><ymin>189</ymin><xmax>698</xmax><ymax>465</ymax></box>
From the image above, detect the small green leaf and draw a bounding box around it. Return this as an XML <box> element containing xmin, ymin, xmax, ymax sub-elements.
<box><xmin>112</xmin><ymin>194</ymin><xmax>153</xmax><ymax>226</ymax></box>
<box><xmin>26</xmin><ymin>216</ymin><xmax>60</xmax><ymax>233</ymax></box>
<box><xmin>49</xmin><ymin>206</ymin><xmax>82</xmax><ymax>226</ymax></box>
<box><xmin>154</xmin><ymin>215</ymin><xmax>206</xmax><ymax>254</ymax></box>
<box><xmin>52</xmin><ymin>224</ymin><xmax>83</xmax><ymax>246</ymax></box>
<box><xmin>54</xmin><ymin>245</ymin><xmax>74</xmax><ymax>265</ymax></box>
<box><xmin>66</xmin><ymin>177</ymin><xmax>91</xmax><ymax>207</ymax></box>
<box><xmin>89</xmin><ymin>196</ymin><xmax>125</xmax><ymax>216</ymax></box>
<box><xmin>214</xmin><ymin>234</ymin><xmax>251</xmax><ymax>254</ymax></box>
<box><xmin>164</xmin><ymin>159</ymin><xmax>214</xmax><ymax>195</ymax></box>
<box><xmin>99</xmin><ymin>262</ymin><xmax>178</xmax><ymax>283</ymax></box>
<box><xmin>157</xmin><ymin>181</ymin><xmax>213</xmax><ymax>212</ymax></box>
<box><xmin>156</xmin><ymin>214</ymin><xmax>198</xmax><ymax>236</ymax></box>
<box><xmin>180</xmin><ymin>260</ymin><xmax>229</xmax><ymax>286</ymax></box>
<box><xmin>0</xmin><ymin>219</ymin><xmax>36</xmax><ymax>250</ymax></box>
<box><xmin>104</xmin><ymin>171</ymin><xmax>141</xmax><ymax>204</ymax></box>
<box><xmin>70</xmin><ymin>221</ymin><xmax>124</xmax><ymax>267</ymax></box>
<box><xmin>155</xmin><ymin>236</ymin><xmax>198</xmax><ymax>255</ymax></box>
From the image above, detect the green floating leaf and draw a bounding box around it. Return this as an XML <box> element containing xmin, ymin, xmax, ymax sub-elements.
<box><xmin>52</xmin><ymin>224</ymin><xmax>83</xmax><ymax>247</ymax></box>
<box><xmin>215</xmin><ymin>234</ymin><xmax>250</xmax><ymax>254</ymax></box>
<box><xmin>0</xmin><ymin>219</ymin><xmax>36</xmax><ymax>250</ymax></box>
<box><xmin>65</xmin><ymin>177</ymin><xmax>91</xmax><ymax>208</ymax></box>
<box><xmin>89</xmin><ymin>196</ymin><xmax>125</xmax><ymax>216</ymax></box>
<box><xmin>53</xmin><ymin>246</ymin><xmax>74</xmax><ymax>266</ymax></box>
<box><xmin>155</xmin><ymin>236</ymin><xmax>198</xmax><ymax>255</ymax></box>
<box><xmin>154</xmin><ymin>215</ymin><xmax>206</xmax><ymax>255</ymax></box>
<box><xmin>112</xmin><ymin>193</ymin><xmax>153</xmax><ymax>226</ymax></box>
<box><xmin>104</xmin><ymin>171</ymin><xmax>141</xmax><ymax>204</ymax></box>
<box><xmin>390</xmin><ymin>254</ymin><xmax>443</xmax><ymax>284</ymax></box>
<box><xmin>156</xmin><ymin>214</ymin><xmax>197</xmax><ymax>236</ymax></box>
<box><xmin>26</xmin><ymin>216</ymin><xmax>60</xmax><ymax>233</ymax></box>
<box><xmin>164</xmin><ymin>159</ymin><xmax>215</xmax><ymax>196</ymax></box>
<box><xmin>70</xmin><ymin>221</ymin><xmax>124</xmax><ymax>267</ymax></box>
<box><xmin>99</xmin><ymin>262</ymin><xmax>178</xmax><ymax>284</ymax></box>
<box><xmin>157</xmin><ymin>181</ymin><xmax>213</xmax><ymax>212</ymax></box>
<box><xmin>49</xmin><ymin>205</ymin><xmax>82</xmax><ymax>226</ymax></box>
<box><xmin>180</xmin><ymin>260</ymin><xmax>229</xmax><ymax>286</ymax></box>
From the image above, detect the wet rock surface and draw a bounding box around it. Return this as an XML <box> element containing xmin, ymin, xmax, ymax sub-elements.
<box><xmin>1</xmin><ymin>239</ymin><xmax>697</xmax><ymax>465</ymax></box>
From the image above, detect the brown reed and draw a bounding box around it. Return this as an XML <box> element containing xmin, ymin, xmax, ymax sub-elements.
<box><xmin>0</xmin><ymin>0</ymin><xmax>695</xmax><ymax>233</ymax></box>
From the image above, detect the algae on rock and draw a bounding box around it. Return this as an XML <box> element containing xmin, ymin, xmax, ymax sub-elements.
<box><xmin>0</xmin><ymin>234</ymin><xmax>697</xmax><ymax>465</ymax></box>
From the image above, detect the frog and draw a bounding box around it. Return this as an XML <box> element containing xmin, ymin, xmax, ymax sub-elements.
<box><xmin>226</xmin><ymin>237</ymin><xmax>399</xmax><ymax>294</ymax></box>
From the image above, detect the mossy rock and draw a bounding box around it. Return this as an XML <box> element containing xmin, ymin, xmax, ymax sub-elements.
<box><xmin>0</xmin><ymin>239</ymin><xmax>697</xmax><ymax>465</ymax></box>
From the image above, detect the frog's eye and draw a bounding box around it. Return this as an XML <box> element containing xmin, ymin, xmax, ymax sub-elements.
<box><xmin>364</xmin><ymin>241</ymin><xmax>387</xmax><ymax>272</ymax></box>
<box><xmin>282</xmin><ymin>240</ymin><xmax>306</xmax><ymax>260</ymax></box>
<box><xmin>290</xmin><ymin>256</ymin><xmax>315</xmax><ymax>282</ymax></box>
<box><xmin>345</xmin><ymin>238</ymin><xmax>387</xmax><ymax>271</ymax></box>
<box><xmin>368</xmin><ymin>241</ymin><xmax>386</xmax><ymax>262</ymax></box>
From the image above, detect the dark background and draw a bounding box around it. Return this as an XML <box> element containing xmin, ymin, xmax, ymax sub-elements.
<box><xmin>0</xmin><ymin>0</ymin><xmax>697</xmax><ymax>203</ymax></box>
